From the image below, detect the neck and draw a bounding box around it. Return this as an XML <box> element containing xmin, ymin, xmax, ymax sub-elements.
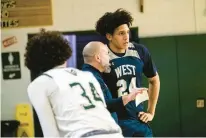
<box><xmin>109</xmin><ymin>42</ymin><xmax>126</xmax><ymax>53</ymax></box>
<box><xmin>55</xmin><ymin>62</ymin><xmax>67</xmax><ymax>68</ymax></box>
<box><xmin>88</xmin><ymin>62</ymin><xmax>103</xmax><ymax>73</ymax></box>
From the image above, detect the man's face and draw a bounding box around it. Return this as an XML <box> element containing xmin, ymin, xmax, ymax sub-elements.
<box><xmin>110</xmin><ymin>24</ymin><xmax>130</xmax><ymax>50</ymax></box>
<box><xmin>99</xmin><ymin>45</ymin><xmax>110</xmax><ymax>72</ymax></box>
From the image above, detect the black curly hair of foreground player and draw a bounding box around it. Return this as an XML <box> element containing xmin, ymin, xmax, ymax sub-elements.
<box><xmin>24</xmin><ymin>29</ymin><xmax>72</xmax><ymax>73</ymax></box>
<box><xmin>95</xmin><ymin>8</ymin><xmax>133</xmax><ymax>36</ymax></box>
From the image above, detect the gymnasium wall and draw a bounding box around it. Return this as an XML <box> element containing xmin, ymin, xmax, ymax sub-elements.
<box><xmin>1</xmin><ymin>0</ymin><xmax>206</xmax><ymax>135</ymax></box>
<box><xmin>141</xmin><ymin>34</ymin><xmax>206</xmax><ymax>136</ymax></box>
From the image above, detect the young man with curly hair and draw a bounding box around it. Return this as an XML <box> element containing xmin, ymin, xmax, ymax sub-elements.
<box><xmin>95</xmin><ymin>9</ymin><xmax>160</xmax><ymax>137</ymax></box>
<box><xmin>25</xmin><ymin>29</ymin><xmax>124</xmax><ymax>137</ymax></box>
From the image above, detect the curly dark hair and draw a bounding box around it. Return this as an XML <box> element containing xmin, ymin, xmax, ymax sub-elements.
<box><xmin>24</xmin><ymin>29</ymin><xmax>72</xmax><ymax>73</ymax></box>
<box><xmin>95</xmin><ymin>8</ymin><xmax>133</xmax><ymax>36</ymax></box>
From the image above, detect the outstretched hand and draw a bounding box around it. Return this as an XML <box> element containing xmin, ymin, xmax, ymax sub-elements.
<box><xmin>122</xmin><ymin>88</ymin><xmax>148</xmax><ymax>105</ymax></box>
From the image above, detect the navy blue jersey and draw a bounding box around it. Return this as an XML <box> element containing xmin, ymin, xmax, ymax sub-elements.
<box><xmin>103</xmin><ymin>42</ymin><xmax>157</xmax><ymax>120</ymax></box>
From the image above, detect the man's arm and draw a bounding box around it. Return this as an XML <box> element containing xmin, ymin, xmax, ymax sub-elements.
<box><xmin>135</xmin><ymin>43</ymin><xmax>160</xmax><ymax>123</ymax></box>
<box><xmin>138</xmin><ymin>73</ymin><xmax>160</xmax><ymax>123</ymax></box>
<box><xmin>92</xmin><ymin>73</ymin><xmax>142</xmax><ymax>113</ymax></box>
<box><xmin>104</xmin><ymin>88</ymin><xmax>145</xmax><ymax>114</ymax></box>
<box><xmin>28</xmin><ymin>76</ymin><xmax>60</xmax><ymax>137</ymax></box>
<box><xmin>102</xmin><ymin>90</ymin><xmax>126</xmax><ymax>114</ymax></box>
<box><xmin>147</xmin><ymin>73</ymin><xmax>160</xmax><ymax>115</ymax></box>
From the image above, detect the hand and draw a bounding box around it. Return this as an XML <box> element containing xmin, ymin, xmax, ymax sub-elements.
<box><xmin>138</xmin><ymin>112</ymin><xmax>154</xmax><ymax>123</ymax></box>
<box><xmin>122</xmin><ymin>88</ymin><xmax>148</xmax><ymax>105</ymax></box>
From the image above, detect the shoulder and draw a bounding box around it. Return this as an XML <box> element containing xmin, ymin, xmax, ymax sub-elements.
<box><xmin>71</xmin><ymin>67</ymin><xmax>95</xmax><ymax>78</ymax></box>
<box><xmin>28</xmin><ymin>75</ymin><xmax>53</xmax><ymax>89</ymax></box>
<box><xmin>129</xmin><ymin>42</ymin><xmax>151</xmax><ymax>59</ymax></box>
<box><xmin>130</xmin><ymin>42</ymin><xmax>149</xmax><ymax>53</ymax></box>
<box><xmin>67</xmin><ymin>67</ymin><xmax>98</xmax><ymax>83</ymax></box>
<box><xmin>27</xmin><ymin>74</ymin><xmax>56</xmax><ymax>97</ymax></box>
<box><xmin>45</xmin><ymin>67</ymin><xmax>92</xmax><ymax>79</ymax></box>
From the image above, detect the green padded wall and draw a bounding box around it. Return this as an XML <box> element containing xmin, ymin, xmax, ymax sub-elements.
<box><xmin>140</xmin><ymin>34</ymin><xmax>206</xmax><ymax>137</ymax></box>
<box><xmin>176</xmin><ymin>34</ymin><xmax>206</xmax><ymax>137</ymax></box>
<box><xmin>140</xmin><ymin>36</ymin><xmax>181</xmax><ymax>137</ymax></box>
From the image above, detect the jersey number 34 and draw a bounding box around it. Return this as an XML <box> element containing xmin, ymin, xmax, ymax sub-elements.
<box><xmin>70</xmin><ymin>82</ymin><xmax>103</xmax><ymax>110</ymax></box>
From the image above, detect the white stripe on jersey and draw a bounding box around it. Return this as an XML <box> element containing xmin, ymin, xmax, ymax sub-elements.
<box><xmin>108</xmin><ymin>42</ymin><xmax>140</xmax><ymax>60</ymax></box>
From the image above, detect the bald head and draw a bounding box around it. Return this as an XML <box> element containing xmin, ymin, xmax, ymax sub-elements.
<box><xmin>83</xmin><ymin>41</ymin><xmax>105</xmax><ymax>63</ymax></box>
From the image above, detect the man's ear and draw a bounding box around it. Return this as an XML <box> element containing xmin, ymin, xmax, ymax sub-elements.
<box><xmin>95</xmin><ymin>54</ymin><xmax>101</xmax><ymax>63</ymax></box>
<box><xmin>106</xmin><ymin>33</ymin><xmax>112</xmax><ymax>41</ymax></box>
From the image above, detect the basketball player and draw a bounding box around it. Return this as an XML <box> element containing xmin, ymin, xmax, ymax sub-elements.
<box><xmin>82</xmin><ymin>41</ymin><xmax>147</xmax><ymax>123</ymax></box>
<box><xmin>95</xmin><ymin>9</ymin><xmax>160</xmax><ymax>137</ymax></box>
<box><xmin>24</xmin><ymin>29</ymin><xmax>123</xmax><ymax>137</ymax></box>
